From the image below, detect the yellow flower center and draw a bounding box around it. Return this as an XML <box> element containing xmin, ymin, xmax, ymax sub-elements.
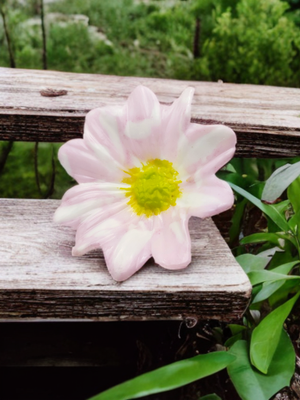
<box><xmin>122</xmin><ymin>159</ymin><xmax>182</xmax><ymax>217</ymax></box>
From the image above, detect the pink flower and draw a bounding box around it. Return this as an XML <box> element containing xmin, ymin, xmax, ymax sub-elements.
<box><xmin>54</xmin><ymin>86</ymin><xmax>236</xmax><ymax>281</ymax></box>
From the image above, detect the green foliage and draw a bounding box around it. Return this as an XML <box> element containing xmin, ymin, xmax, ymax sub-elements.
<box><xmin>200</xmin><ymin>395</ymin><xmax>222</xmax><ymax>400</ymax></box>
<box><xmin>228</xmin><ymin>331</ymin><xmax>295</xmax><ymax>400</ymax></box>
<box><xmin>47</xmin><ymin>23</ymin><xmax>114</xmax><ymax>73</ymax></box>
<box><xmin>236</xmin><ymin>253</ymin><xmax>270</xmax><ymax>273</ymax></box>
<box><xmin>250</xmin><ymin>293</ymin><xmax>299</xmax><ymax>373</ymax></box>
<box><xmin>247</xmin><ymin>269</ymin><xmax>299</xmax><ymax>286</ymax></box>
<box><xmin>89</xmin><ymin>163</ymin><xmax>300</xmax><ymax>400</ymax></box>
<box><xmin>200</xmin><ymin>0</ymin><xmax>300</xmax><ymax>86</ymax></box>
<box><xmin>1</xmin><ymin>0</ymin><xmax>300</xmax><ymax>199</ymax></box>
<box><xmin>88</xmin><ymin>352</ymin><xmax>235</xmax><ymax>400</ymax></box>
<box><xmin>288</xmin><ymin>175</ymin><xmax>300</xmax><ymax>213</ymax></box>
<box><xmin>0</xmin><ymin>142</ymin><xmax>72</xmax><ymax>199</ymax></box>
<box><xmin>1</xmin><ymin>0</ymin><xmax>300</xmax><ymax>85</ymax></box>
<box><xmin>228</xmin><ymin>165</ymin><xmax>300</xmax><ymax>395</ymax></box>
<box><xmin>262</xmin><ymin>161</ymin><xmax>300</xmax><ymax>202</ymax></box>
<box><xmin>228</xmin><ymin>182</ymin><xmax>290</xmax><ymax>232</ymax></box>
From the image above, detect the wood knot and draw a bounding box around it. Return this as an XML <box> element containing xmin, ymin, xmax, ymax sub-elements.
<box><xmin>40</xmin><ymin>88</ymin><xmax>68</xmax><ymax>97</ymax></box>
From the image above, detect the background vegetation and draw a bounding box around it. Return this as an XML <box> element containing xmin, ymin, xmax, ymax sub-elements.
<box><xmin>0</xmin><ymin>0</ymin><xmax>300</xmax><ymax>199</ymax></box>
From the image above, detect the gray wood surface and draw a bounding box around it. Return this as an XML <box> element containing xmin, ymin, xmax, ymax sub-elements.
<box><xmin>1</xmin><ymin>67</ymin><xmax>300</xmax><ymax>157</ymax></box>
<box><xmin>0</xmin><ymin>199</ymin><xmax>251</xmax><ymax>321</ymax></box>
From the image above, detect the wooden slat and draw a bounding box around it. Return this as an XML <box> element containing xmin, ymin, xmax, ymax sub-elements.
<box><xmin>0</xmin><ymin>199</ymin><xmax>251</xmax><ymax>321</ymax></box>
<box><xmin>1</xmin><ymin>67</ymin><xmax>300</xmax><ymax>157</ymax></box>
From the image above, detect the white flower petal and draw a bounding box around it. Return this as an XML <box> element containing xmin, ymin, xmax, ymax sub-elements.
<box><xmin>72</xmin><ymin>207</ymin><xmax>138</xmax><ymax>256</ymax></box>
<box><xmin>176</xmin><ymin>124</ymin><xmax>236</xmax><ymax>178</ymax></box>
<box><xmin>104</xmin><ymin>227</ymin><xmax>153</xmax><ymax>281</ymax></box>
<box><xmin>55</xmin><ymin>85</ymin><xmax>237</xmax><ymax>282</ymax></box>
<box><xmin>58</xmin><ymin>139</ymin><xmax>110</xmax><ymax>183</ymax></box>
<box><xmin>178</xmin><ymin>176</ymin><xmax>234</xmax><ymax>218</ymax></box>
<box><xmin>122</xmin><ymin>85</ymin><xmax>162</xmax><ymax>161</ymax></box>
<box><xmin>53</xmin><ymin>182</ymin><xmax>128</xmax><ymax>228</ymax></box>
<box><xmin>160</xmin><ymin>87</ymin><xmax>195</xmax><ymax>161</ymax></box>
<box><xmin>151</xmin><ymin>208</ymin><xmax>191</xmax><ymax>270</ymax></box>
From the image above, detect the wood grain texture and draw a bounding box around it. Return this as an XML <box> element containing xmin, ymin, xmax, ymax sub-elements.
<box><xmin>0</xmin><ymin>199</ymin><xmax>251</xmax><ymax>321</ymax></box>
<box><xmin>1</xmin><ymin>68</ymin><xmax>300</xmax><ymax>157</ymax></box>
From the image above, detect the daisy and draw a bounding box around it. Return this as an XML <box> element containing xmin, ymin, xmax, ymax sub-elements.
<box><xmin>54</xmin><ymin>86</ymin><xmax>236</xmax><ymax>281</ymax></box>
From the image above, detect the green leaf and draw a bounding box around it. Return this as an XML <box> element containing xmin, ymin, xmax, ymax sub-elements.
<box><xmin>228</xmin><ymin>324</ymin><xmax>247</xmax><ymax>336</ymax></box>
<box><xmin>262</xmin><ymin>161</ymin><xmax>300</xmax><ymax>202</ymax></box>
<box><xmin>250</xmin><ymin>292</ymin><xmax>300</xmax><ymax>374</ymax></box>
<box><xmin>288</xmin><ymin>175</ymin><xmax>300</xmax><ymax>213</ymax></box>
<box><xmin>266</xmin><ymin>200</ymin><xmax>291</xmax><ymax>233</ymax></box>
<box><xmin>269</xmin><ymin>280</ymin><xmax>300</xmax><ymax>307</ymax></box>
<box><xmin>240</xmin><ymin>232</ymin><xmax>297</xmax><ymax>248</ymax></box>
<box><xmin>271</xmin><ymin>199</ymin><xmax>292</xmax><ymax>216</ymax></box>
<box><xmin>288</xmin><ymin>210</ymin><xmax>300</xmax><ymax>242</ymax></box>
<box><xmin>252</xmin><ymin>281</ymin><xmax>285</xmax><ymax>304</ymax></box>
<box><xmin>271</xmin><ymin>261</ymin><xmax>300</xmax><ymax>274</ymax></box>
<box><xmin>225</xmin><ymin>333</ymin><xmax>244</xmax><ymax>348</ymax></box>
<box><xmin>229</xmin><ymin>182</ymin><xmax>290</xmax><ymax>232</ymax></box>
<box><xmin>267</xmin><ymin>250</ymin><xmax>297</xmax><ymax>269</ymax></box>
<box><xmin>253</xmin><ymin>260</ymin><xmax>300</xmax><ymax>304</ymax></box>
<box><xmin>223</xmin><ymin>162</ymin><xmax>236</xmax><ymax>173</ymax></box>
<box><xmin>200</xmin><ymin>395</ymin><xmax>221</xmax><ymax>400</ymax></box>
<box><xmin>229</xmin><ymin>198</ymin><xmax>247</xmax><ymax>244</ymax></box>
<box><xmin>88</xmin><ymin>352</ymin><xmax>236</xmax><ymax>400</ymax></box>
<box><xmin>225</xmin><ymin>325</ymin><xmax>248</xmax><ymax>347</ymax></box>
<box><xmin>218</xmin><ymin>171</ymin><xmax>252</xmax><ymax>190</ymax></box>
<box><xmin>247</xmin><ymin>270</ymin><xmax>300</xmax><ymax>286</ymax></box>
<box><xmin>228</xmin><ymin>330</ymin><xmax>295</xmax><ymax>400</ymax></box>
<box><xmin>288</xmin><ymin>211</ymin><xmax>300</xmax><ymax>234</ymax></box>
<box><xmin>240</xmin><ymin>233</ymin><xmax>284</xmax><ymax>246</ymax></box>
<box><xmin>236</xmin><ymin>254</ymin><xmax>270</xmax><ymax>273</ymax></box>
<box><xmin>251</xmin><ymin>283</ymin><xmax>263</xmax><ymax>298</ymax></box>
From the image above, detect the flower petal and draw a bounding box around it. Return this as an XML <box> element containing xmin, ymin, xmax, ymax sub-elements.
<box><xmin>58</xmin><ymin>139</ymin><xmax>111</xmax><ymax>183</ymax></box>
<box><xmin>53</xmin><ymin>182</ymin><xmax>128</xmax><ymax>228</ymax></box>
<box><xmin>55</xmin><ymin>85</ymin><xmax>237</xmax><ymax>281</ymax></box>
<box><xmin>176</xmin><ymin>123</ymin><xmax>236</xmax><ymax>179</ymax></box>
<box><xmin>73</xmin><ymin>206</ymin><xmax>154</xmax><ymax>281</ymax></box>
<box><xmin>160</xmin><ymin>87</ymin><xmax>195</xmax><ymax>161</ymax></box>
<box><xmin>122</xmin><ymin>85</ymin><xmax>163</xmax><ymax>162</ymax></box>
<box><xmin>103</xmin><ymin>224</ymin><xmax>153</xmax><ymax>281</ymax></box>
<box><xmin>72</xmin><ymin>205</ymin><xmax>134</xmax><ymax>256</ymax></box>
<box><xmin>84</xmin><ymin>105</ymin><xmax>129</xmax><ymax>171</ymax></box>
<box><xmin>124</xmin><ymin>85</ymin><xmax>161</xmax><ymax>139</ymax></box>
<box><xmin>178</xmin><ymin>175</ymin><xmax>234</xmax><ymax>218</ymax></box>
<box><xmin>151</xmin><ymin>208</ymin><xmax>191</xmax><ymax>270</ymax></box>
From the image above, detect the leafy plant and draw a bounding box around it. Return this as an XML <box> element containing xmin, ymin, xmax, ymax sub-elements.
<box><xmin>199</xmin><ymin>0</ymin><xmax>300</xmax><ymax>87</ymax></box>
<box><xmin>88</xmin><ymin>352</ymin><xmax>235</xmax><ymax>400</ymax></box>
<box><xmin>88</xmin><ymin>162</ymin><xmax>300</xmax><ymax>399</ymax></box>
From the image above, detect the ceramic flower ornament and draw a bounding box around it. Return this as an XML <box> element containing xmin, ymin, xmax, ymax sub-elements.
<box><xmin>54</xmin><ymin>86</ymin><xmax>236</xmax><ymax>281</ymax></box>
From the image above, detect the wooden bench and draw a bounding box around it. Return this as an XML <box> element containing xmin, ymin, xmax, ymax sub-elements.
<box><xmin>1</xmin><ymin>67</ymin><xmax>299</xmax><ymax>324</ymax></box>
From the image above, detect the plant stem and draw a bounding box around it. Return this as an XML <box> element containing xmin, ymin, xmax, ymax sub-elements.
<box><xmin>0</xmin><ymin>6</ymin><xmax>15</xmax><ymax>68</ymax></box>
<box><xmin>34</xmin><ymin>142</ymin><xmax>42</xmax><ymax>197</ymax></box>
<box><xmin>34</xmin><ymin>0</ymin><xmax>55</xmax><ymax>199</ymax></box>
<box><xmin>0</xmin><ymin>141</ymin><xmax>13</xmax><ymax>174</ymax></box>
<box><xmin>0</xmin><ymin>6</ymin><xmax>15</xmax><ymax>174</ymax></box>
<box><xmin>40</xmin><ymin>0</ymin><xmax>48</xmax><ymax>70</ymax></box>
<box><xmin>292</xmin><ymin>230</ymin><xmax>300</xmax><ymax>260</ymax></box>
<box><xmin>193</xmin><ymin>17</ymin><xmax>201</xmax><ymax>59</ymax></box>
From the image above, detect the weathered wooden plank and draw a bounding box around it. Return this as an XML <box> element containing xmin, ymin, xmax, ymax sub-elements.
<box><xmin>1</xmin><ymin>68</ymin><xmax>300</xmax><ymax>157</ymax></box>
<box><xmin>0</xmin><ymin>199</ymin><xmax>251</xmax><ymax>321</ymax></box>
